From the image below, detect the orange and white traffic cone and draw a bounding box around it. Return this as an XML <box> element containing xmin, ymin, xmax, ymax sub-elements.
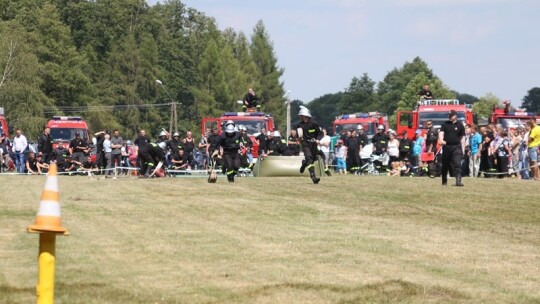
<box><xmin>27</xmin><ymin>163</ymin><xmax>69</xmax><ymax>304</ymax></box>
<box><xmin>27</xmin><ymin>163</ymin><xmax>68</xmax><ymax>235</ymax></box>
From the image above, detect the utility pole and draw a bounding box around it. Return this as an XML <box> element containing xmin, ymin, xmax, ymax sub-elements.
<box><xmin>286</xmin><ymin>90</ymin><xmax>291</xmax><ymax>141</ymax></box>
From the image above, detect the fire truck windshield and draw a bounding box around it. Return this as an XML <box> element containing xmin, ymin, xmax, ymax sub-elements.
<box><xmin>418</xmin><ymin>111</ymin><xmax>466</xmax><ymax>128</ymax></box>
<box><xmin>50</xmin><ymin>128</ymin><xmax>88</xmax><ymax>141</ymax></box>
<box><xmin>335</xmin><ymin>123</ymin><xmax>376</xmax><ymax>137</ymax></box>
<box><xmin>230</xmin><ymin>120</ymin><xmax>264</xmax><ymax>136</ymax></box>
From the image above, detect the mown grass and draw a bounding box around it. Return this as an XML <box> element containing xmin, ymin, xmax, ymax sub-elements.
<box><xmin>0</xmin><ymin>174</ymin><xmax>539</xmax><ymax>303</ymax></box>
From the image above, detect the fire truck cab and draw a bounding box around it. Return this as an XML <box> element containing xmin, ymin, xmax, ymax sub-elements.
<box><xmin>333</xmin><ymin>112</ymin><xmax>388</xmax><ymax>139</ymax></box>
<box><xmin>489</xmin><ymin>102</ymin><xmax>540</xmax><ymax>131</ymax></box>
<box><xmin>0</xmin><ymin>107</ymin><xmax>11</xmax><ymax>137</ymax></box>
<box><xmin>396</xmin><ymin>99</ymin><xmax>475</xmax><ymax>139</ymax></box>
<box><xmin>47</xmin><ymin>116</ymin><xmax>91</xmax><ymax>148</ymax></box>
<box><xmin>201</xmin><ymin>112</ymin><xmax>275</xmax><ymax>158</ymax></box>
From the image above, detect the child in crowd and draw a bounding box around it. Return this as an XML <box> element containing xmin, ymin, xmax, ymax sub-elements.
<box><xmin>388</xmin><ymin>161</ymin><xmax>401</xmax><ymax>177</ymax></box>
<box><xmin>335</xmin><ymin>140</ymin><xmax>347</xmax><ymax>174</ymax></box>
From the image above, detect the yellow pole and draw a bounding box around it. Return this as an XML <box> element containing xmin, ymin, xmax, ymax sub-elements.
<box><xmin>37</xmin><ymin>233</ymin><xmax>56</xmax><ymax>304</ymax></box>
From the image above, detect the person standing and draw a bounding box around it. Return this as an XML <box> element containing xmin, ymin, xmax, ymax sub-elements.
<box><xmin>182</xmin><ymin>131</ymin><xmax>195</xmax><ymax>169</ymax></box>
<box><xmin>12</xmin><ymin>129</ymin><xmax>28</xmax><ymax>173</ymax></box>
<box><xmin>296</xmin><ymin>106</ymin><xmax>323</xmax><ymax>184</ymax></box>
<box><xmin>439</xmin><ymin>110</ymin><xmax>466</xmax><ymax>186</ymax></box>
<box><xmin>526</xmin><ymin>119</ymin><xmax>540</xmax><ymax>180</ymax></box>
<box><xmin>469</xmin><ymin>126</ymin><xmax>482</xmax><ymax>178</ymax></box>
<box><xmin>287</xmin><ymin>129</ymin><xmax>301</xmax><ymax>156</ymax></box>
<box><xmin>110</xmin><ymin>129</ymin><xmax>123</xmax><ymax>174</ymax></box>
<box><xmin>345</xmin><ymin>128</ymin><xmax>361</xmax><ymax>173</ymax></box>
<box><xmin>38</xmin><ymin>126</ymin><xmax>54</xmax><ymax>164</ymax></box>
<box><xmin>103</xmin><ymin>133</ymin><xmax>113</xmax><ymax>176</ymax></box>
<box><xmin>219</xmin><ymin>123</ymin><xmax>242</xmax><ymax>182</ymax></box>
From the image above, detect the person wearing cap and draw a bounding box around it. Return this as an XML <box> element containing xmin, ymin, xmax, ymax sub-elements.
<box><xmin>167</xmin><ymin>132</ymin><xmax>183</xmax><ymax>166</ymax></box>
<box><xmin>356</xmin><ymin>124</ymin><xmax>369</xmax><ymax>151</ymax></box>
<box><xmin>399</xmin><ymin>130</ymin><xmax>413</xmax><ymax>161</ymax></box>
<box><xmin>371</xmin><ymin>125</ymin><xmax>389</xmax><ymax>171</ymax></box>
<box><xmin>242</xmin><ymin>88</ymin><xmax>261</xmax><ymax>112</ymax></box>
<box><xmin>218</xmin><ymin>122</ymin><xmax>242</xmax><ymax>182</ymax></box>
<box><xmin>469</xmin><ymin>125</ymin><xmax>482</xmax><ymax>178</ymax></box>
<box><xmin>69</xmin><ymin>131</ymin><xmax>88</xmax><ymax>165</ymax></box>
<box><xmin>296</xmin><ymin>106</ymin><xmax>322</xmax><ymax>184</ymax></box>
<box><xmin>439</xmin><ymin>110</ymin><xmax>466</xmax><ymax>186</ymax></box>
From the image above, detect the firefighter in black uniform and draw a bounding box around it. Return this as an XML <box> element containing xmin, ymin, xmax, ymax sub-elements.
<box><xmin>296</xmin><ymin>106</ymin><xmax>323</xmax><ymax>184</ymax></box>
<box><xmin>345</xmin><ymin>128</ymin><xmax>361</xmax><ymax>173</ymax></box>
<box><xmin>356</xmin><ymin>124</ymin><xmax>369</xmax><ymax>170</ymax></box>
<box><xmin>439</xmin><ymin>110</ymin><xmax>465</xmax><ymax>186</ymax></box>
<box><xmin>371</xmin><ymin>125</ymin><xmax>389</xmax><ymax>171</ymax></box>
<box><xmin>398</xmin><ymin>130</ymin><xmax>413</xmax><ymax>160</ymax></box>
<box><xmin>219</xmin><ymin>123</ymin><xmax>242</xmax><ymax>182</ymax></box>
<box><xmin>238</xmin><ymin>125</ymin><xmax>252</xmax><ymax>168</ymax></box>
<box><xmin>166</xmin><ymin>132</ymin><xmax>183</xmax><ymax>165</ymax></box>
<box><xmin>242</xmin><ymin>88</ymin><xmax>261</xmax><ymax>112</ymax></box>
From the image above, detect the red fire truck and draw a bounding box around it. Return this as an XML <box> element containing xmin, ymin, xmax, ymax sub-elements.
<box><xmin>489</xmin><ymin>101</ymin><xmax>540</xmax><ymax>131</ymax></box>
<box><xmin>396</xmin><ymin>99</ymin><xmax>475</xmax><ymax>138</ymax></box>
<box><xmin>0</xmin><ymin>107</ymin><xmax>10</xmax><ymax>137</ymax></box>
<box><xmin>201</xmin><ymin>112</ymin><xmax>275</xmax><ymax>158</ymax></box>
<box><xmin>333</xmin><ymin>112</ymin><xmax>389</xmax><ymax>139</ymax></box>
<box><xmin>47</xmin><ymin>116</ymin><xmax>91</xmax><ymax>148</ymax></box>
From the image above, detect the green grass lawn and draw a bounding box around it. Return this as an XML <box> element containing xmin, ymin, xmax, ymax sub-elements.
<box><xmin>0</xmin><ymin>174</ymin><xmax>539</xmax><ymax>303</ymax></box>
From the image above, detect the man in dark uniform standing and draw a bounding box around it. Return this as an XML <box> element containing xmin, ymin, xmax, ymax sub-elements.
<box><xmin>439</xmin><ymin>110</ymin><xmax>466</xmax><ymax>186</ymax></box>
<box><xmin>38</xmin><ymin>126</ymin><xmax>54</xmax><ymax>164</ymax></box>
<box><xmin>296</xmin><ymin>106</ymin><xmax>323</xmax><ymax>184</ymax></box>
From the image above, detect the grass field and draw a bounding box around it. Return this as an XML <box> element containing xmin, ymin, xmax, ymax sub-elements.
<box><xmin>0</xmin><ymin>174</ymin><xmax>539</xmax><ymax>303</ymax></box>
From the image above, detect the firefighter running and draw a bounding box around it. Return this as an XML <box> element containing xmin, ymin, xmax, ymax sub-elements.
<box><xmin>219</xmin><ymin>121</ymin><xmax>242</xmax><ymax>183</ymax></box>
<box><xmin>296</xmin><ymin>106</ymin><xmax>322</xmax><ymax>184</ymax></box>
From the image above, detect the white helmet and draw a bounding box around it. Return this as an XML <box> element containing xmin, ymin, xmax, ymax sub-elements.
<box><xmin>157</xmin><ymin>142</ymin><xmax>167</xmax><ymax>150</ymax></box>
<box><xmin>357</xmin><ymin>125</ymin><xmax>363</xmax><ymax>130</ymax></box>
<box><xmin>225</xmin><ymin>124</ymin><xmax>235</xmax><ymax>133</ymax></box>
<box><xmin>225</xmin><ymin>120</ymin><xmax>234</xmax><ymax>127</ymax></box>
<box><xmin>173</xmin><ymin>132</ymin><xmax>180</xmax><ymax>137</ymax></box>
<box><xmin>377</xmin><ymin>125</ymin><xmax>385</xmax><ymax>130</ymax></box>
<box><xmin>238</xmin><ymin>125</ymin><xmax>246</xmax><ymax>131</ymax></box>
<box><xmin>273</xmin><ymin>130</ymin><xmax>281</xmax><ymax>137</ymax></box>
<box><xmin>298</xmin><ymin>106</ymin><xmax>311</xmax><ymax>118</ymax></box>
<box><xmin>159</xmin><ymin>130</ymin><xmax>167</xmax><ymax>137</ymax></box>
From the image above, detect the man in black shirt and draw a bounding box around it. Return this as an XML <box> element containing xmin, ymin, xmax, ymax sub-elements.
<box><xmin>255</xmin><ymin>128</ymin><xmax>268</xmax><ymax>157</ymax></box>
<box><xmin>418</xmin><ymin>84</ymin><xmax>434</xmax><ymax>100</ymax></box>
<box><xmin>242</xmin><ymin>88</ymin><xmax>261</xmax><ymax>112</ymax></box>
<box><xmin>166</xmin><ymin>132</ymin><xmax>183</xmax><ymax>164</ymax></box>
<box><xmin>439</xmin><ymin>110</ymin><xmax>466</xmax><ymax>186</ymax></box>
<box><xmin>69</xmin><ymin>132</ymin><xmax>88</xmax><ymax>164</ymax></box>
<box><xmin>345</xmin><ymin>128</ymin><xmax>361</xmax><ymax>173</ymax></box>
<box><xmin>399</xmin><ymin>130</ymin><xmax>413</xmax><ymax>161</ymax></box>
<box><xmin>38</xmin><ymin>126</ymin><xmax>54</xmax><ymax>164</ymax></box>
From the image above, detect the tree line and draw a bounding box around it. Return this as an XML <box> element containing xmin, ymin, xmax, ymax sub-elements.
<box><xmin>0</xmin><ymin>0</ymin><xmax>538</xmax><ymax>139</ymax></box>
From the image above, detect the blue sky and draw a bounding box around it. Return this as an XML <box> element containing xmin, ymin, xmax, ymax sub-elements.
<box><xmin>148</xmin><ymin>0</ymin><xmax>539</xmax><ymax>107</ymax></box>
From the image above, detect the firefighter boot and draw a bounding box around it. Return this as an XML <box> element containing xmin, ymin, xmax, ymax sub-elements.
<box><xmin>227</xmin><ymin>175</ymin><xmax>234</xmax><ymax>183</ymax></box>
<box><xmin>456</xmin><ymin>174</ymin><xmax>464</xmax><ymax>187</ymax></box>
<box><xmin>300</xmin><ymin>160</ymin><xmax>307</xmax><ymax>173</ymax></box>
<box><xmin>325</xmin><ymin>168</ymin><xmax>332</xmax><ymax>177</ymax></box>
<box><xmin>310</xmin><ymin>172</ymin><xmax>320</xmax><ymax>184</ymax></box>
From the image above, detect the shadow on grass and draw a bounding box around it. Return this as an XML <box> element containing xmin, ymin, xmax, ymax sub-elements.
<box><xmin>215</xmin><ymin>279</ymin><xmax>470</xmax><ymax>304</ymax></box>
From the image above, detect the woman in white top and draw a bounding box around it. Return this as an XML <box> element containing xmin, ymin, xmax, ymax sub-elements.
<box><xmin>103</xmin><ymin>133</ymin><xmax>113</xmax><ymax>175</ymax></box>
<box><xmin>387</xmin><ymin>130</ymin><xmax>400</xmax><ymax>163</ymax></box>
